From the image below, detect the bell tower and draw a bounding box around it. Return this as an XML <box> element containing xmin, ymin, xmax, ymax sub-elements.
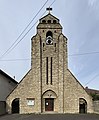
<box><xmin>31</xmin><ymin>10</ymin><xmax>68</xmax><ymax>112</ymax></box>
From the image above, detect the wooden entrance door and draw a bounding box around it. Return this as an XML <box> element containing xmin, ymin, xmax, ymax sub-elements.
<box><xmin>45</xmin><ymin>98</ymin><xmax>54</xmax><ymax>111</ymax></box>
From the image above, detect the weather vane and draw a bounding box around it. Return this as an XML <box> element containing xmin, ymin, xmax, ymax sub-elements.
<box><xmin>46</xmin><ymin>7</ymin><xmax>52</xmax><ymax>13</ymax></box>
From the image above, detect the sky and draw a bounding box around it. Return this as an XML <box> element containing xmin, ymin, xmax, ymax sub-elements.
<box><xmin>0</xmin><ymin>0</ymin><xmax>99</xmax><ymax>90</ymax></box>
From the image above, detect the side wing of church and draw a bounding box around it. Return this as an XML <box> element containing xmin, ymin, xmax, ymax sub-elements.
<box><xmin>6</xmin><ymin>12</ymin><xmax>94</xmax><ymax>114</ymax></box>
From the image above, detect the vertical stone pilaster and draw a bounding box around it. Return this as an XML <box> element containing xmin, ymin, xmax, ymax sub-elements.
<box><xmin>34</xmin><ymin>34</ymin><xmax>41</xmax><ymax>113</ymax></box>
<box><xmin>58</xmin><ymin>34</ymin><xmax>64</xmax><ymax>113</ymax></box>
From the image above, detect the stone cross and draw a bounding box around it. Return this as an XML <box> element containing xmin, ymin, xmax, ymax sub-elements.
<box><xmin>46</xmin><ymin>7</ymin><xmax>52</xmax><ymax>13</ymax></box>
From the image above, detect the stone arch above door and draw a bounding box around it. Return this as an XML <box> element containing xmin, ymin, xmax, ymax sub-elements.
<box><xmin>42</xmin><ymin>90</ymin><xmax>57</xmax><ymax>112</ymax></box>
<box><xmin>42</xmin><ymin>90</ymin><xmax>57</xmax><ymax>98</ymax></box>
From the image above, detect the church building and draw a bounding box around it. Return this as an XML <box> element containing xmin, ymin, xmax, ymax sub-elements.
<box><xmin>6</xmin><ymin>10</ymin><xmax>93</xmax><ymax>114</ymax></box>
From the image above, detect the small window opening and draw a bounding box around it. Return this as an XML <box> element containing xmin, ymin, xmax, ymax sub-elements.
<box><xmin>54</xmin><ymin>43</ymin><xmax>56</xmax><ymax>52</ymax></box>
<box><xmin>53</xmin><ymin>20</ymin><xmax>57</xmax><ymax>24</ymax></box>
<box><xmin>48</xmin><ymin>20</ymin><xmax>51</xmax><ymax>23</ymax></box>
<box><xmin>43</xmin><ymin>43</ymin><xmax>45</xmax><ymax>47</ymax></box>
<box><xmin>42</xmin><ymin>20</ymin><xmax>46</xmax><ymax>23</ymax></box>
<box><xmin>46</xmin><ymin>31</ymin><xmax>53</xmax><ymax>38</ymax></box>
<box><xmin>54</xmin><ymin>43</ymin><xmax>56</xmax><ymax>47</ymax></box>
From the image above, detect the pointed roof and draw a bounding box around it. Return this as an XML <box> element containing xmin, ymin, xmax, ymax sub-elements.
<box><xmin>39</xmin><ymin>13</ymin><xmax>59</xmax><ymax>22</ymax></box>
<box><xmin>37</xmin><ymin>13</ymin><xmax>62</xmax><ymax>29</ymax></box>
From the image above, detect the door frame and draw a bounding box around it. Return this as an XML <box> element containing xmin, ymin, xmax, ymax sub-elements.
<box><xmin>79</xmin><ymin>98</ymin><xmax>87</xmax><ymax>113</ymax></box>
<box><xmin>11</xmin><ymin>98</ymin><xmax>20</xmax><ymax>114</ymax></box>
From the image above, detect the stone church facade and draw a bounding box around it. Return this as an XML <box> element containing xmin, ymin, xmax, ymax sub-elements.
<box><xmin>6</xmin><ymin>12</ymin><xmax>93</xmax><ymax>114</ymax></box>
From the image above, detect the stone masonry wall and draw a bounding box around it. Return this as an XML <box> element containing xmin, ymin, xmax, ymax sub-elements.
<box><xmin>93</xmin><ymin>101</ymin><xmax>99</xmax><ymax>113</ymax></box>
<box><xmin>64</xmin><ymin>70</ymin><xmax>94</xmax><ymax>113</ymax></box>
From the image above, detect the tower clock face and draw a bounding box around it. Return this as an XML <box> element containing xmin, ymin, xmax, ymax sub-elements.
<box><xmin>46</xmin><ymin>36</ymin><xmax>53</xmax><ymax>45</ymax></box>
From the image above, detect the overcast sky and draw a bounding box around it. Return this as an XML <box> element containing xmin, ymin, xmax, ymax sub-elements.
<box><xmin>0</xmin><ymin>0</ymin><xmax>99</xmax><ymax>90</ymax></box>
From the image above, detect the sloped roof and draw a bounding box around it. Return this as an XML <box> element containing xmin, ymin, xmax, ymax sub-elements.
<box><xmin>85</xmin><ymin>87</ymin><xmax>99</xmax><ymax>95</ymax></box>
<box><xmin>39</xmin><ymin>13</ymin><xmax>59</xmax><ymax>21</ymax></box>
<box><xmin>0</xmin><ymin>69</ymin><xmax>18</xmax><ymax>84</ymax></box>
<box><xmin>37</xmin><ymin>13</ymin><xmax>62</xmax><ymax>29</ymax></box>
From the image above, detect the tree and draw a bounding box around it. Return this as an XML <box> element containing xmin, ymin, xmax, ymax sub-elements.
<box><xmin>90</xmin><ymin>93</ymin><xmax>99</xmax><ymax>101</ymax></box>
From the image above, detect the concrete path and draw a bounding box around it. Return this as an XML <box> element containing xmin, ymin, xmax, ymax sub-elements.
<box><xmin>0</xmin><ymin>114</ymin><xmax>99</xmax><ymax>120</ymax></box>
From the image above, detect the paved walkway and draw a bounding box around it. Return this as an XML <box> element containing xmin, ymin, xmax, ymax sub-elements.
<box><xmin>0</xmin><ymin>114</ymin><xmax>99</xmax><ymax>120</ymax></box>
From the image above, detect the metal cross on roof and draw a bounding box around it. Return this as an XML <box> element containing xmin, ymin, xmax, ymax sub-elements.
<box><xmin>46</xmin><ymin>7</ymin><xmax>52</xmax><ymax>13</ymax></box>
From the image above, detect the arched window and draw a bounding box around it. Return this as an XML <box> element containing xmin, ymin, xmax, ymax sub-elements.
<box><xmin>42</xmin><ymin>20</ymin><xmax>46</xmax><ymax>23</ymax></box>
<box><xmin>46</xmin><ymin>31</ymin><xmax>53</xmax><ymax>38</ymax></box>
<box><xmin>53</xmin><ymin>20</ymin><xmax>57</xmax><ymax>24</ymax></box>
<box><xmin>48</xmin><ymin>20</ymin><xmax>51</xmax><ymax>23</ymax></box>
<box><xmin>46</xmin><ymin>31</ymin><xmax>53</xmax><ymax>45</ymax></box>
